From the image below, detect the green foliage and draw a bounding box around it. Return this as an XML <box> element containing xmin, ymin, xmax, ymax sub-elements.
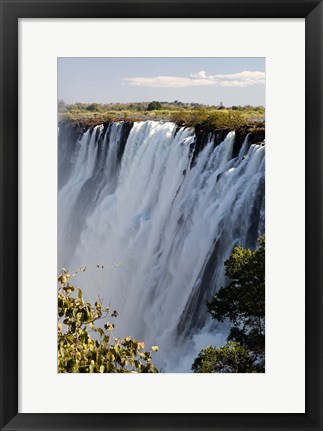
<box><xmin>192</xmin><ymin>341</ymin><xmax>262</xmax><ymax>373</ymax></box>
<box><xmin>192</xmin><ymin>237</ymin><xmax>265</xmax><ymax>373</ymax></box>
<box><xmin>170</xmin><ymin>108</ymin><xmax>253</xmax><ymax>129</ymax></box>
<box><xmin>58</xmin><ymin>271</ymin><xmax>158</xmax><ymax>373</ymax></box>
<box><xmin>185</xmin><ymin>108</ymin><xmax>209</xmax><ymax>125</ymax></box>
<box><xmin>205</xmin><ymin>110</ymin><xmax>246</xmax><ymax>129</ymax></box>
<box><xmin>147</xmin><ymin>101</ymin><xmax>162</xmax><ymax>111</ymax></box>
<box><xmin>207</xmin><ymin>237</ymin><xmax>265</xmax><ymax>349</ymax></box>
<box><xmin>59</xmin><ymin>101</ymin><xmax>265</xmax><ymax>130</ymax></box>
<box><xmin>86</xmin><ymin>103</ymin><xmax>102</xmax><ymax>112</ymax></box>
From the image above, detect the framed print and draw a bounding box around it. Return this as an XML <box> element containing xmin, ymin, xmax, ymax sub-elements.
<box><xmin>0</xmin><ymin>0</ymin><xmax>322</xmax><ymax>430</ymax></box>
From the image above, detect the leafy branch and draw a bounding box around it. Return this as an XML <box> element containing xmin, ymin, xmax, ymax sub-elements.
<box><xmin>58</xmin><ymin>271</ymin><xmax>159</xmax><ymax>373</ymax></box>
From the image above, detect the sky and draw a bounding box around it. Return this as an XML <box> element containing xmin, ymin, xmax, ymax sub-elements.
<box><xmin>58</xmin><ymin>57</ymin><xmax>265</xmax><ymax>106</ymax></box>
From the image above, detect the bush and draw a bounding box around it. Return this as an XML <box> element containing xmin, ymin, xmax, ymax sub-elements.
<box><xmin>86</xmin><ymin>103</ymin><xmax>102</xmax><ymax>112</ymax></box>
<box><xmin>58</xmin><ymin>271</ymin><xmax>159</xmax><ymax>373</ymax></box>
<box><xmin>192</xmin><ymin>341</ymin><xmax>262</xmax><ymax>373</ymax></box>
<box><xmin>147</xmin><ymin>101</ymin><xmax>162</xmax><ymax>111</ymax></box>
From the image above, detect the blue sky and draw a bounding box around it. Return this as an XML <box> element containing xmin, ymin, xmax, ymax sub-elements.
<box><xmin>58</xmin><ymin>58</ymin><xmax>265</xmax><ymax>106</ymax></box>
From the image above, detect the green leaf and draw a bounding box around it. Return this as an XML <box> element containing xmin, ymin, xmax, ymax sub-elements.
<box><xmin>57</xmin><ymin>272</ymin><xmax>159</xmax><ymax>374</ymax></box>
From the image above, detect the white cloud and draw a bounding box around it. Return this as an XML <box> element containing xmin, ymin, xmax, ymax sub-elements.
<box><xmin>190</xmin><ymin>70</ymin><xmax>207</xmax><ymax>79</ymax></box>
<box><xmin>122</xmin><ymin>75</ymin><xmax>215</xmax><ymax>88</ymax></box>
<box><xmin>123</xmin><ymin>70</ymin><xmax>265</xmax><ymax>88</ymax></box>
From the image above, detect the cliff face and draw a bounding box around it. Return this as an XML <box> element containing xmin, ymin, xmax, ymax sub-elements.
<box><xmin>232</xmin><ymin>126</ymin><xmax>265</xmax><ymax>157</ymax></box>
<box><xmin>59</xmin><ymin>118</ymin><xmax>265</xmax><ymax>146</ymax></box>
<box><xmin>188</xmin><ymin>124</ymin><xmax>265</xmax><ymax>165</ymax></box>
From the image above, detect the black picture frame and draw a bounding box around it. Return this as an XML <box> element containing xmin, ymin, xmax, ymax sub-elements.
<box><xmin>0</xmin><ymin>1</ymin><xmax>322</xmax><ymax>430</ymax></box>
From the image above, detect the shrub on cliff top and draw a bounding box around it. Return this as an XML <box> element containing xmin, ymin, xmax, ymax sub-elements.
<box><xmin>147</xmin><ymin>101</ymin><xmax>162</xmax><ymax>111</ymax></box>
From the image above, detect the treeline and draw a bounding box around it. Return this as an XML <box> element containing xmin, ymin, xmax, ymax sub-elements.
<box><xmin>58</xmin><ymin>100</ymin><xmax>265</xmax><ymax>131</ymax></box>
<box><xmin>58</xmin><ymin>100</ymin><xmax>265</xmax><ymax>114</ymax></box>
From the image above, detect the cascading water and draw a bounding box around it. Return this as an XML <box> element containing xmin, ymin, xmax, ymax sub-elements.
<box><xmin>58</xmin><ymin>120</ymin><xmax>265</xmax><ymax>372</ymax></box>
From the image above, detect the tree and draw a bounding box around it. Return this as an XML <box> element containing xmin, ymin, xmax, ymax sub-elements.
<box><xmin>192</xmin><ymin>237</ymin><xmax>265</xmax><ymax>373</ymax></box>
<box><xmin>192</xmin><ymin>341</ymin><xmax>261</xmax><ymax>373</ymax></box>
<box><xmin>58</xmin><ymin>271</ymin><xmax>159</xmax><ymax>373</ymax></box>
<box><xmin>207</xmin><ymin>237</ymin><xmax>265</xmax><ymax>354</ymax></box>
<box><xmin>147</xmin><ymin>101</ymin><xmax>162</xmax><ymax>111</ymax></box>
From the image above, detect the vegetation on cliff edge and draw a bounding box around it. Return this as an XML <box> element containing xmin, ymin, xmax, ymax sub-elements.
<box><xmin>58</xmin><ymin>100</ymin><xmax>265</xmax><ymax>131</ymax></box>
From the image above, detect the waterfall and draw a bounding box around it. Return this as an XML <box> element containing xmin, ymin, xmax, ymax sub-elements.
<box><xmin>58</xmin><ymin>120</ymin><xmax>265</xmax><ymax>372</ymax></box>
